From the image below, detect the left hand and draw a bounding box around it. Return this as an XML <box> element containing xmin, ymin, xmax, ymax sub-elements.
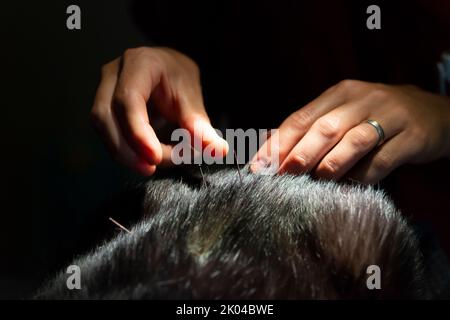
<box><xmin>251</xmin><ymin>80</ymin><xmax>450</xmax><ymax>184</ymax></box>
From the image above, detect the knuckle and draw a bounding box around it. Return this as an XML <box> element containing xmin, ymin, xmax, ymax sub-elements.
<box><xmin>101</xmin><ymin>61</ymin><xmax>115</xmax><ymax>76</ymax></box>
<box><xmin>337</xmin><ymin>79</ymin><xmax>362</xmax><ymax>92</ymax></box>
<box><xmin>370</xmin><ymin>88</ymin><xmax>388</xmax><ymax>100</ymax></box>
<box><xmin>123</xmin><ymin>47</ymin><xmax>162</xmax><ymax>68</ymax></box>
<box><xmin>348</xmin><ymin>126</ymin><xmax>375</xmax><ymax>150</ymax></box>
<box><xmin>174</xmin><ymin>51</ymin><xmax>199</xmax><ymax>71</ymax></box>
<box><xmin>330</xmin><ymin>79</ymin><xmax>367</xmax><ymax>100</ymax></box>
<box><xmin>315</xmin><ymin>116</ymin><xmax>341</xmax><ymax>139</ymax></box>
<box><xmin>123</xmin><ymin>46</ymin><xmax>164</xmax><ymax>75</ymax></box>
<box><xmin>287</xmin><ymin>109</ymin><xmax>313</xmax><ymax>131</ymax></box>
<box><xmin>284</xmin><ymin>153</ymin><xmax>310</xmax><ymax>172</ymax></box>
<box><xmin>410</xmin><ymin>127</ymin><xmax>428</xmax><ymax>146</ymax></box>
<box><xmin>113</xmin><ymin>87</ymin><xmax>136</xmax><ymax>109</ymax></box>
<box><xmin>189</xmin><ymin>61</ymin><xmax>201</xmax><ymax>78</ymax></box>
<box><xmin>367</xmin><ymin>87</ymin><xmax>390</xmax><ymax>102</ymax></box>
<box><xmin>322</xmin><ymin>157</ymin><xmax>340</xmax><ymax>175</ymax></box>
<box><xmin>392</xmin><ymin>105</ymin><xmax>411</xmax><ymax>126</ymax></box>
<box><xmin>123</xmin><ymin>47</ymin><xmax>148</xmax><ymax>60</ymax></box>
<box><xmin>293</xmin><ymin>153</ymin><xmax>309</xmax><ymax>167</ymax></box>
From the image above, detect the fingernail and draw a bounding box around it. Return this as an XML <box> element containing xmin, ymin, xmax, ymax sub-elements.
<box><xmin>251</xmin><ymin>157</ymin><xmax>271</xmax><ymax>173</ymax></box>
<box><xmin>294</xmin><ymin>155</ymin><xmax>307</xmax><ymax>168</ymax></box>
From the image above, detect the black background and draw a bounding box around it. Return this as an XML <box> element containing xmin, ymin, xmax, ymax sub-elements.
<box><xmin>0</xmin><ymin>0</ymin><xmax>149</xmax><ymax>298</ymax></box>
<box><xmin>1</xmin><ymin>0</ymin><xmax>450</xmax><ymax>299</ymax></box>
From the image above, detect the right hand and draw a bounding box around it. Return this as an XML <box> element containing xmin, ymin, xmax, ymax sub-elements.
<box><xmin>91</xmin><ymin>47</ymin><xmax>228</xmax><ymax>175</ymax></box>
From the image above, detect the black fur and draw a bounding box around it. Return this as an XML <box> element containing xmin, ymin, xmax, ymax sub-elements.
<box><xmin>35</xmin><ymin>168</ymin><xmax>428</xmax><ymax>299</ymax></box>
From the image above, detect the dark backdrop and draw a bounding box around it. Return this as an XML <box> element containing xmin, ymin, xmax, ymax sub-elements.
<box><xmin>0</xmin><ymin>0</ymin><xmax>148</xmax><ymax>298</ymax></box>
<box><xmin>1</xmin><ymin>0</ymin><xmax>450</xmax><ymax>299</ymax></box>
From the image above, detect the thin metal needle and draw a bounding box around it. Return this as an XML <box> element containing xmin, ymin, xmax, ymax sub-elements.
<box><xmin>198</xmin><ymin>165</ymin><xmax>208</xmax><ymax>189</ymax></box>
<box><xmin>109</xmin><ymin>217</ymin><xmax>132</xmax><ymax>234</ymax></box>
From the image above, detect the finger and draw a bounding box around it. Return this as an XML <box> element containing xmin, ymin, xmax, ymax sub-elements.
<box><xmin>179</xmin><ymin>113</ymin><xmax>229</xmax><ymax>158</ymax></box>
<box><xmin>113</xmin><ymin>49</ymin><xmax>164</xmax><ymax>165</ymax></box>
<box><xmin>314</xmin><ymin>117</ymin><xmax>401</xmax><ymax>180</ymax></box>
<box><xmin>279</xmin><ymin>101</ymin><xmax>371</xmax><ymax>175</ymax></box>
<box><xmin>174</xmin><ymin>81</ymin><xmax>229</xmax><ymax>158</ymax></box>
<box><xmin>159</xmin><ymin>143</ymin><xmax>175</xmax><ymax>168</ymax></box>
<box><xmin>346</xmin><ymin>131</ymin><xmax>416</xmax><ymax>184</ymax></box>
<box><xmin>91</xmin><ymin>59</ymin><xmax>156</xmax><ymax>175</ymax></box>
<box><xmin>251</xmin><ymin>82</ymin><xmax>349</xmax><ymax>172</ymax></box>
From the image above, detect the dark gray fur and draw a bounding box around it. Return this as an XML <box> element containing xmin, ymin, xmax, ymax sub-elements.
<box><xmin>35</xmin><ymin>168</ymin><xmax>428</xmax><ymax>299</ymax></box>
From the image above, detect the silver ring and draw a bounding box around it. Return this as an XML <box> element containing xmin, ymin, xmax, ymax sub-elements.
<box><xmin>366</xmin><ymin>119</ymin><xmax>385</xmax><ymax>146</ymax></box>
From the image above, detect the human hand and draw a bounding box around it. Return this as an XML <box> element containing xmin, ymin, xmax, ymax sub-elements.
<box><xmin>252</xmin><ymin>80</ymin><xmax>450</xmax><ymax>184</ymax></box>
<box><xmin>91</xmin><ymin>47</ymin><xmax>228</xmax><ymax>175</ymax></box>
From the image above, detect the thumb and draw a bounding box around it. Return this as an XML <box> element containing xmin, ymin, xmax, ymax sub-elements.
<box><xmin>179</xmin><ymin>110</ymin><xmax>229</xmax><ymax>158</ymax></box>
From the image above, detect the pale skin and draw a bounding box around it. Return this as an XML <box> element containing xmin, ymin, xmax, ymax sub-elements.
<box><xmin>91</xmin><ymin>47</ymin><xmax>450</xmax><ymax>183</ymax></box>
